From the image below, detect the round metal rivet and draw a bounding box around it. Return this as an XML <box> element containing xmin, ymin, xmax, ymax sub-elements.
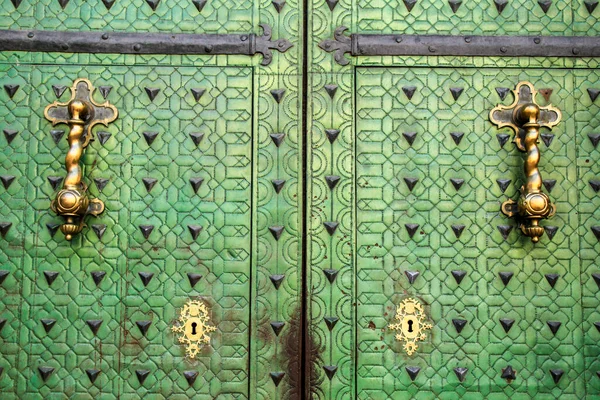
<box><xmin>395</xmin><ymin>37</ymin><xmax>402</xmax><ymax>43</ymax></box>
<box><xmin>61</xmin><ymin>44</ymin><xmax>69</xmax><ymax>50</ymax></box>
<box><xmin>27</xmin><ymin>32</ymin><xmax>34</xmax><ymax>38</ymax></box>
<box><xmin>205</xmin><ymin>45</ymin><xmax>213</xmax><ymax>53</ymax></box>
<box><xmin>428</xmin><ymin>46</ymin><xmax>436</xmax><ymax>53</ymax></box>
<box><xmin>240</xmin><ymin>35</ymin><xmax>248</xmax><ymax>41</ymax></box>
<box><xmin>534</xmin><ymin>38</ymin><xmax>541</xmax><ymax>44</ymax></box>
<box><xmin>500</xmin><ymin>46</ymin><xmax>508</xmax><ymax>53</ymax></box>
<box><xmin>464</xmin><ymin>37</ymin><xmax>471</xmax><ymax>43</ymax></box>
<box><xmin>133</xmin><ymin>44</ymin><xmax>141</xmax><ymax>51</ymax></box>
<box><xmin>572</xmin><ymin>47</ymin><xmax>580</xmax><ymax>55</ymax></box>
<box><xmin>101</xmin><ymin>33</ymin><xmax>109</xmax><ymax>40</ymax></box>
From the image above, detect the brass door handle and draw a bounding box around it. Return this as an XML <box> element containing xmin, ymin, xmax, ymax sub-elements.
<box><xmin>490</xmin><ymin>81</ymin><xmax>561</xmax><ymax>243</ymax></box>
<box><xmin>45</xmin><ymin>79</ymin><xmax>118</xmax><ymax>240</ymax></box>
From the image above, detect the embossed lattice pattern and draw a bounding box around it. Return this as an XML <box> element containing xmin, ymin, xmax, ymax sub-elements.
<box><xmin>355</xmin><ymin>68</ymin><xmax>583</xmax><ymax>398</ymax></box>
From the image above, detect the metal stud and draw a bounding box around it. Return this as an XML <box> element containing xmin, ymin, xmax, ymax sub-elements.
<box><xmin>323</xmin><ymin>269</ymin><xmax>338</xmax><ymax>283</ymax></box>
<box><xmin>142</xmin><ymin>178</ymin><xmax>158</xmax><ymax>193</ymax></box>
<box><xmin>269</xmin><ymin>226</ymin><xmax>284</xmax><ymax>240</ymax></box>
<box><xmin>448</xmin><ymin>0</ymin><xmax>462</xmax><ymax>12</ymax></box>
<box><xmin>0</xmin><ymin>176</ymin><xmax>15</xmax><ymax>189</ymax></box>
<box><xmin>86</xmin><ymin>369</ymin><xmax>100</xmax><ymax>383</ymax></box>
<box><xmin>94</xmin><ymin>178</ymin><xmax>109</xmax><ymax>192</ymax></box>
<box><xmin>98</xmin><ymin>85</ymin><xmax>113</xmax><ymax>99</ymax></box>
<box><xmin>136</xmin><ymin>321</ymin><xmax>152</xmax><ymax>336</ymax></box>
<box><xmin>451</xmin><ymin>270</ymin><xmax>466</xmax><ymax>284</ymax></box>
<box><xmin>270</xmin><ymin>89</ymin><xmax>285</xmax><ymax>103</ymax></box>
<box><xmin>405</xmin><ymin>270</ymin><xmax>420</xmax><ymax>284</ymax></box>
<box><xmin>50</xmin><ymin>129</ymin><xmax>65</xmax><ymax>144</ymax></box>
<box><xmin>538</xmin><ymin>0</ymin><xmax>552</xmax><ymax>13</ymax></box>
<box><xmin>138</xmin><ymin>272</ymin><xmax>154</xmax><ymax>287</ymax></box>
<box><xmin>142</xmin><ymin>131</ymin><xmax>159</xmax><ymax>146</ymax></box>
<box><xmin>323</xmin><ymin>366</ymin><xmax>337</xmax><ymax>380</ymax></box>
<box><xmin>325</xmin><ymin>175</ymin><xmax>340</xmax><ymax>189</ymax></box>
<box><xmin>499</xmin><ymin>318</ymin><xmax>514</xmax><ymax>333</ymax></box>
<box><xmin>588</xmin><ymin>133</ymin><xmax>600</xmax><ymax>148</ymax></box>
<box><xmin>144</xmin><ymin>87</ymin><xmax>160</xmax><ymax>101</ymax></box>
<box><xmin>496</xmin><ymin>179</ymin><xmax>511</xmax><ymax>193</ymax></box>
<box><xmin>324</xmin><ymin>84</ymin><xmax>338</xmax><ymax>99</ymax></box>
<box><xmin>450</xmin><ymin>132</ymin><xmax>464</xmax><ymax>145</ymax></box>
<box><xmin>592</xmin><ymin>226</ymin><xmax>600</xmax><ymax>241</ymax></box>
<box><xmin>10</xmin><ymin>0</ymin><xmax>22</xmax><ymax>9</ymax></box>
<box><xmin>497</xmin><ymin>225</ymin><xmax>513</xmax><ymax>240</ymax></box>
<box><xmin>190</xmin><ymin>177</ymin><xmax>204</xmax><ymax>193</ymax></box>
<box><xmin>454</xmin><ymin>367</ymin><xmax>468</xmax><ymax>382</ymax></box>
<box><xmin>406</xmin><ymin>366</ymin><xmax>420</xmax><ymax>381</ymax></box>
<box><xmin>0</xmin><ymin>271</ymin><xmax>9</xmax><ymax>285</ymax></box>
<box><xmin>452</xmin><ymin>318</ymin><xmax>467</xmax><ymax>333</ymax></box>
<box><xmin>0</xmin><ymin>222</ymin><xmax>11</xmax><ymax>239</ymax></box>
<box><xmin>2</xmin><ymin>129</ymin><xmax>17</xmax><ymax>144</ymax></box>
<box><xmin>269</xmin><ymin>274</ymin><xmax>285</xmax><ymax>289</ymax></box>
<box><xmin>270</xmin><ymin>372</ymin><xmax>285</xmax><ymax>386</ymax></box>
<box><xmin>139</xmin><ymin>225</ymin><xmax>154</xmax><ymax>240</ymax></box>
<box><xmin>189</xmin><ymin>132</ymin><xmax>205</xmax><ymax>146</ymax></box>
<box><xmin>91</xmin><ymin>271</ymin><xmax>106</xmax><ymax>286</ymax></box>
<box><xmin>323</xmin><ymin>222</ymin><xmax>339</xmax><ymax>235</ymax></box>
<box><xmin>47</xmin><ymin>176</ymin><xmax>64</xmax><ymax>191</ymax></box>
<box><xmin>46</xmin><ymin>223</ymin><xmax>60</xmax><ymax>237</ymax></box>
<box><xmin>585</xmin><ymin>0</ymin><xmax>599</xmax><ymax>14</ymax></box>
<box><xmin>192</xmin><ymin>0</ymin><xmax>207</xmax><ymax>12</ymax></box>
<box><xmin>496</xmin><ymin>134</ymin><xmax>510</xmax><ymax>148</ymax></box>
<box><xmin>592</xmin><ymin>273</ymin><xmax>600</xmax><ymax>289</ymax></box>
<box><xmin>38</xmin><ymin>366</ymin><xmax>55</xmax><ymax>382</ymax></box>
<box><xmin>272</xmin><ymin>0</ymin><xmax>285</xmax><ymax>12</ymax></box>
<box><xmin>3</xmin><ymin>84</ymin><xmax>19</xmax><ymax>99</ymax></box>
<box><xmin>270</xmin><ymin>133</ymin><xmax>286</xmax><ymax>147</ymax></box>
<box><xmin>496</xmin><ymin>87</ymin><xmax>510</xmax><ymax>101</ymax></box>
<box><xmin>52</xmin><ymin>85</ymin><xmax>67</xmax><ymax>98</ymax></box>
<box><xmin>494</xmin><ymin>0</ymin><xmax>508</xmax><ymax>14</ymax></box>
<box><xmin>541</xmin><ymin>133</ymin><xmax>554</xmax><ymax>147</ymax></box>
<box><xmin>545</xmin><ymin>273</ymin><xmax>559</xmax><ymax>288</ymax></box>
<box><xmin>404</xmin><ymin>177</ymin><xmax>418</xmax><ymax>191</ymax></box>
<box><xmin>190</xmin><ymin>88</ymin><xmax>205</xmax><ymax>101</ymax></box>
<box><xmin>272</xmin><ymin>179</ymin><xmax>286</xmax><ymax>193</ymax></box>
<box><xmin>187</xmin><ymin>273</ymin><xmax>202</xmax><ymax>288</ymax></box>
<box><xmin>183</xmin><ymin>371</ymin><xmax>199</xmax><ymax>385</ymax></box>
<box><xmin>588</xmin><ymin>88</ymin><xmax>600</xmax><ymax>102</ymax></box>
<box><xmin>550</xmin><ymin>369</ymin><xmax>564</xmax><ymax>384</ymax></box>
<box><xmin>403</xmin><ymin>0</ymin><xmax>417</xmax><ymax>11</ymax></box>
<box><xmin>547</xmin><ymin>321</ymin><xmax>561</xmax><ymax>335</ymax></box>
<box><xmin>402</xmin><ymin>85</ymin><xmax>417</xmax><ymax>100</ymax></box>
<box><xmin>270</xmin><ymin>321</ymin><xmax>285</xmax><ymax>336</ymax></box>
<box><xmin>542</xmin><ymin>179</ymin><xmax>556</xmax><ymax>192</ymax></box>
<box><xmin>450</xmin><ymin>178</ymin><xmax>464</xmax><ymax>191</ymax></box>
<box><xmin>58</xmin><ymin>0</ymin><xmax>69</xmax><ymax>8</ymax></box>
<box><xmin>43</xmin><ymin>271</ymin><xmax>59</xmax><ymax>286</ymax></box>
<box><xmin>498</xmin><ymin>271</ymin><xmax>514</xmax><ymax>286</ymax></box>
<box><xmin>405</xmin><ymin>223</ymin><xmax>419</xmax><ymax>238</ymax></box>
<box><xmin>86</xmin><ymin>319</ymin><xmax>103</xmax><ymax>335</ymax></box>
<box><xmin>403</xmin><ymin>131</ymin><xmax>417</xmax><ymax>146</ymax></box>
<box><xmin>545</xmin><ymin>226</ymin><xmax>558</xmax><ymax>240</ymax></box>
<box><xmin>188</xmin><ymin>225</ymin><xmax>203</xmax><ymax>240</ymax></box>
<box><xmin>539</xmin><ymin>88</ymin><xmax>553</xmax><ymax>102</ymax></box>
<box><xmin>501</xmin><ymin>365</ymin><xmax>516</xmax><ymax>382</ymax></box>
<box><xmin>451</xmin><ymin>224</ymin><xmax>465</xmax><ymax>238</ymax></box>
<box><xmin>450</xmin><ymin>87</ymin><xmax>464</xmax><ymax>101</ymax></box>
<box><xmin>135</xmin><ymin>369</ymin><xmax>150</xmax><ymax>384</ymax></box>
<box><xmin>324</xmin><ymin>316</ymin><xmax>339</xmax><ymax>331</ymax></box>
<box><xmin>91</xmin><ymin>224</ymin><xmax>106</xmax><ymax>240</ymax></box>
<box><xmin>325</xmin><ymin>0</ymin><xmax>338</xmax><ymax>11</ymax></box>
<box><xmin>325</xmin><ymin>129</ymin><xmax>340</xmax><ymax>144</ymax></box>
<box><xmin>97</xmin><ymin>131</ymin><xmax>111</xmax><ymax>145</ymax></box>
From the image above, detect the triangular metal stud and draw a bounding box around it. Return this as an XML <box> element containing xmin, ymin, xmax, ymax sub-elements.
<box><xmin>136</xmin><ymin>369</ymin><xmax>150</xmax><ymax>384</ymax></box>
<box><xmin>325</xmin><ymin>0</ymin><xmax>338</xmax><ymax>11</ymax></box>
<box><xmin>4</xmin><ymin>84</ymin><xmax>19</xmax><ymax>99</ymax></box>
<box><xmin>496</xmin><ymin>87</ymin><xmax>510</xmax><ymax>101</ymax></box>
<box><xmin>0</xmin><ymin>319</ymin><xmax>5</xmax><ymax>334</ymax></box>
<box><xmin>588</xmin><ymin>133</ymin><xmax>600</xmax><ymax>148</ymax></box>
<box><xmin>91</xmin><ymin>224</ymin><xmax>106</xmax><ymax>240</ymax></box>
<box><xmin>272</xmin><ymin>179</ymin><xmax>286</xmax><ymax>193</ymax></box>
<box><xmin>0</xmin><ymin>175</ymin><xmax>15</xmax><ymax>189</ymax></box>
<box><xmin>10</xmin><ymin>0</ymin><xmax>22</xmax><ymax>9</ymax></box>
<box><xmin>499</xmin><ymin>318</ymin><xmax>515</xmax><ymax>333</ymax></box>
<box><xmin>46</xmin><ymin>223</ymin><xmax>60</xmax><ymax>237</ymax></box>
<box><xmin>183</xmin><ymin>371</ymin><xmax>199</xmax><ymax>385</ymax></box>
<box><xmin>139</xmin><ymin>225</ymin><xmax>154</xmax><ymax>240</ymax></box>
<box><xmin>451</xmin><ymin>270</ymin><xmax>466</xmax><ymax>284</ymax></box>
<box><xmin>592</xmin><ymin>226</ymin><xmax>600</xmax><ymax>241</ymax></box>
<box><xmin>323</xmin><ymin>221</ymin><xmax>339</xmax><ymax>235</ymax></box>
<box><xmin>405</xmin><ymin>366</ymin><xmax>420</xmax><ymax>381</ymax></box>
<box><xmin>187</xmin><ymin>273</ymin><xmax>203</xmax><ymax>288</ymax></box>
<box><xmin>2</xmin><ymin>129</ymin><xmax>18</xmax><ymax>144</ymax></box>
<box><xmin>547</xmin><ymin>321</ymin><xmax>561</xmax><ymax>335</ymax></box>
<box><xmin>58</xmin><ymin>0</ymin><xmax>69</xmax><ymax>8</ymax></box>
<box><xmin>403</xmin><ymin>0</ymin><xmax>417</xmax><ymax>11</ymax></box>
<box><xmin>272</xmin><ymin>0</ymin><xmax>285</xmax><ymax>12</ymax></box>
<box><xmin>325</xmin><ymin>175</ymin><xmax>340</xmax><ymax>189</ymax></box>
<box><xmin>404</xmin><ymin>177</ymin><xmax>418</xmax><ymax>191</ymax></box>
<box><xmin>405</xmin><ymin>223</ymin><xmax>419</xmax><ymax>238</ymax></box>
<box><xmin>451</xmin><ymin>224</ymin><xmax>465</xmax><ymax>238</ymax></box>
<box><xmin>585</xmin><ymin>0</ymin><xmax>599</xmax><ymax>14</ymax></box>
<box><xmin>545</xmin><ymin>226</ymin><xmax>558</xmax><ymax>240</ymax></box>
<box><xmin>541</xmin><ymin>133</ymin><xmax>554</xmax><ymax>147</ymax></box>
<box><xmin>594</xmin><ymin>321</ymin><xmax>600</xmax><ymax>332</ymax></box>
<box><xmin>190</xmin><ymin>177</ymin><xmax>204</xmax><ymax>193</ymax></box>
<box><xmin>97</xmin><ymin>131</ymin><xmax>111</xmax><ymax>145</ymax></box>
<box><xmin>52</xmin><ymin>85</ymin><xmax>68</xmax><ymax>98</ymax></box>
<box><xmin>494</xmin><ymin>0</ymin><xmax>508</xmax><ymax>14</ymax></box>
<box><xmin>145</xmin><ymin>0</ymin><xmax>159</xmax><ymax>10</ymax></box>
<box><xmin>41</xmin><ymin>319</ymin><xmax>56</xmax><ymax>333</ymax></box>
<box><xmin>270</xmin><ymin>372</ymin><xmax>285</xmax><ymax>386</ymax></box>
<box><xmin>323</xmin><ymin>366</ymin><xmax>338</xmax><ymax>380</ymax></box>
<box><xmin>454</xmin><ymin>367</ymin><xmax>468</xmax><ymax>382</ymax></box>
<box><xmin>402</xmin><ymin>85</ymin><xmax>417</xmax><ymax>100</ymax></box>
<box><xmin>545</xmin><ymin>273</ymin><xmax>559</xmax><ymax>288</ymax></box>
<box><xmin>496</xmin><ymin>179</ymin><xmax>511</xmax><ymax>193</ymax></box>
<box><xmin>269</xmin><ymin>226</ymin><xmax>284</xmax><ymax>240</ymax></box>
<box><xmin>86</xmin><ymin>319</ymin><xmax>103</xmax><ymax>335</ymax></box>
<box><xmin>588</xmin><ymin>88</ymin><xmax>600</xmax><ymax>102</ymax></box>
<box><xmin>190</xmin><ymin>88</ymin><xmax>206</xmax><ymax>101</ymax></box>
<box><xmin>501</xmin><ymin>365</ymin><xmax>516</xmax><ymax>381</ymax></box>
<box><xmin>192</xmin><ymin>0</ymin><xmax>207</xmax><ymax>12</ymax></box>
<box><xmin>497</xmin><ymin>225</ymin><xmax>513</xmax><ymax>240</ymax></box>
<box><xmin>0</xmin><ymin>270</ymin><xmax>8</xmax><ymax>285</ymax></box>
<box><xmin>0</xmin><ymin>222</ymin><xmax>11</xmax><ymax>238</ymax></box>
<box><xmin>325</xmin><ymin>129</ymin><xmax>340</xmax><ymax>144</ymax></box>
<box><xmin>324</xmin><ymin>316</ymin><xmax>339</xmax><ymax>331</ymax></box>
<box><xmin>270</xmin><ymin>133</ymin><xmax>286</xmax><ymax>147</ymax></box>
<box><xmin>593</xmin><ymin>273</ymin><xmax>600</xmax><ymax>289</ymax></box>
<box><xmin>497</xmin><ymin>134</ymin><xmax>510</xmax><ymax>148</ymax></box>
<box><xmin>498</xmin><ymin>271</ymin><xmax>514</xmax><ymax>286</ymax></box>
<box><xmin>538</xmin><ymin>0</ymin><xmax>552</xmax><ymax>13</ymax></box>
<box><xmin>590</xmin><ymin>180</ymin><xmax>600</xmax><ymax>192</ymax></box>
<box><xmin>403</xmin><ymin>131</ymin><xmax>417</xmax><ymax>146</ymax></box>
<box><xmin>189</xmin><ymin>132</ymin><xmax>205</xmax><ymax>146</ymax></box>
<box><xmin>188</xmin><ymin>225</ymin><xmax>203</xmax><ymax>240</ymax></box>
<box><xmin>448</xmin><ymin>0</ymin><xmax>462</xmax><ymax>12</ymax></box>
<box><xmin>47</xmin><ymin>176</ymin><xmax>64</xmax><ymax>191</ymax></box>
<box><xmin>270</xmin><ymin>321</ymin><xmax>285</xmax><ymax>336</ymax></box>
<box><xmin>142</xmin><ymin>178</ymin><xmax>158</xmax><ymax>193</ymax></box>
<box><xmin>450</xmin><ymin>132</ymin><xmax>464</xmax><ymax>145</ymax></box>
<box><xmin>50</xmin><ymin>129</ymin><xmax>65</xmax><ymax>144</ymax></box>
<box><xmin>550</xmin><ymin>369</ymin><xmax>564</xmax><ymax>384</ymax></box>
<box><xmin>452</xmin><ymin>318</ymin><xmax>467</xmax><ymax>333</ymax></box>
<box><xmin>269</xmin><ymin>274</ymin><xmax>285</xmax><ymax>289</ymax></box>
<box><xmin>270</xmin><ymin>89</ymin><xmax>285</xmax><ymax>103</ymax></box>
<box><xmin>38</xmin><ymin>367</ymin><xmax>55</xmax><ymax>382</ymax></box>
<box><xmin>405</xmin><ymin>270</ymin><xmax>420</xmax><ymax>284</ymax></box>
<box><xmin>324</xmin><ymin>84</ymin><xmax>338</xmax><ymax>99</ymax></box>
<box><xmin>91</xmin><ymin>271</ymin><xmax>106</xmax><ymax>286</ymax></box>
<box><xmin>138</xmin><ymin>272</ymin><xmax>154</xmax><ymax>287</ymax></box>
<box><xmin>98</xmin><ymin>85</ymin><xmax>112</xmax><ymax>99</ymax></box>
<box><xmin>450</xmin><ymin>178</ymin><xmax>464</xmax><ymax>191</ymax></box>
<box><xmin>450</xmin><ymin>87</ymin><xmax>464</xmax><ymax>101</ymax></box>
<box><xmin>542</xmin><ymin>179</ymin><xmax>556</xmax><ymax>192</ymax></box>
<box><xmin>323</xmin><ymin>269</ymin><xmax>338</xmax><ymax>283</ymax></box>
<box><xmin>136</xmin><ymin>320</ymin><xmax>152</xmax><ymax>336</ymax></box>
<box><xmin>86</xmin><ymin>369</ymin><xmax>101</xmax><ymax>384</ymax></box>
<box><xmin>94</xmin><ymin>178</ymin><xmax>109</xmax><ymax>192</ymax></box>
<box><xmin>142</xmin><ymin>131</ymin><xmax>159</xmax><ymax>146</ymax></box>
<box><xmin>44</xmin><ymin>271</ymin><xmax>59</xmax><ymax>286</ymax></box>
<box><xmin>144</xmin><ymin>87</ymin><xmax>160</xmax><ymax>101</ymax></box>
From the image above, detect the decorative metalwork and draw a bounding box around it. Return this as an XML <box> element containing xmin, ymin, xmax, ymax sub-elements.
<box><xmin>172</xmin><ymin>299</ymin><xmax>216</xmax><ymax>359</ymax></box>
<box><xmin>490</xmin><ymin>81</ymin><xmax>561</xmax><ymax>243</ymax></box>
<box><xmin>0</xmin><ymin>24</ymin><xmax>293</xmax><ymax>66</ymax></box>
<box><xmin>319</xmin><ymin>27</ymin><xmax>600</xmax><ymax>65</ymax></box>
<box><xmin>389</xmin><ymin>298</ymin><xmax>432</xmax><ymax>356</ymax></box>
<box><xmin>45</xmin><ymin>78</ymin><xmax>118</xmax><ymax>240</ymax></box>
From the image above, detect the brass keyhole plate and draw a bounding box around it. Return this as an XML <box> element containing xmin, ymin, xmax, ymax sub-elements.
<box><xmin>172</xmin><ymin>299</ymin><xmax>216</xmax><ymax>359</ymax></box>
<box><xmin>389</xmin><ymin>298</ymin><xmax>433</xmax><ymax>356</ymax></box>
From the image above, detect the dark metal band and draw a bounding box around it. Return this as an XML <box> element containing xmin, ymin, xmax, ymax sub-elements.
<box><xmin>319</xmin><ymin>26</ymin><xmax>600</xmax><ymax>65</ymax></box>
<box><xmin>0</xmin><ymin>24</ymin><xmax>293</xmax><ymax>66</ymax></box>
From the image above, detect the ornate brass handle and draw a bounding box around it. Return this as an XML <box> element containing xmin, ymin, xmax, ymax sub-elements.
<box><xmin>490</xmin><ymin>81</ymin><xmax>561</xmax><ymax>243</ymax></box>
<box><xmin>45</xmin><ymin>79</ymin><xmax>118</xmax><ymax>240</ymax></box>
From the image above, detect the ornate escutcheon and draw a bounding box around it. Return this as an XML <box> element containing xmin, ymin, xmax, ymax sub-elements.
<box><xmin>45</xmin><ymin>78</ymin><xmax>118</xmax><ymax>240</ymax></box>
<box><xmin>172</xmin><ymin>299</ymin><xmax>216</xmax><ymax>359</ymax></box>
<box><xmin>389</xmin><ymin>298</ymin><xmax>432</xmax><ymax>356</ymax></box>
<box><xmin>489</xmin><ymin>81</ymin><xmax>562</xmax><ymax>243</ymax></box>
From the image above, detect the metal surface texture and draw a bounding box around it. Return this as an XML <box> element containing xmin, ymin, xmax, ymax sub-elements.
<box><xmin>320</xmin><ymin>26</ymin><xmax>600</xmax><ymax>65</ymax></box>
<box><xmin>0</xmin><ymin>25</ymin><xmax>293</xmax><ymax>66</ymax></box>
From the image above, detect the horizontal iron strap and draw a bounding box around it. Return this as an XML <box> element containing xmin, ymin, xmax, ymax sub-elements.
<box><xmin>319</xmin><ymin>26</ymin><xmax>600</xmax><ymax>65</ymax></box>
<box><xmin>0</xmin><ymin>25</ymin><xmax>293</xmax><ymax>65</ymax></box>
<box><xmin>355</xmin><ymin>34</ymin><xmax>600</xmax><ymax>57</ymax></box>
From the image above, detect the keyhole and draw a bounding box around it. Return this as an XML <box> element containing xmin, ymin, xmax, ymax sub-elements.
<box><xmin>191</xmin><ymin>322</ymin><xmax>198</xmax><ymax>335</ymax></box>
<box><xmin>407</xmin><ymin>319</ymin><xmax>414</xmax><ymax>333</ymax></box>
